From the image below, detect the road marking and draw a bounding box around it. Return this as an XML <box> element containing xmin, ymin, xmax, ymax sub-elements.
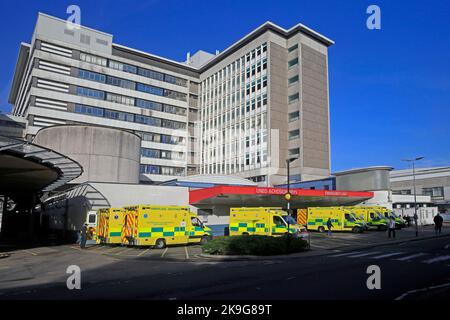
<box><xmin>137</xmin><ymin>249</ymin><xmax>150</xmax><ymax>257</ymax></box>
<box><xmin>422</xmin><ymin>255</ymin><xmax>450</xmax><ymax>264</ymax></box>
<box><xmin>22</xmin><ymin>250</ymin><xmax>37</xmax><ymax>256</ymax></box>
<box><xmin>330</xmin><ymin>251</ymin><xmax>364</xmax><ymax>257</ymax></box>
<box><xmin>395</xmin><ymin>282</ymin><xmax>450</xmax><ymax>300</ymax></box>
<box><xmin>347</xmin><ymin>251</ymin><xmax>381</xmax><ymax>258</ymax></box>
<box><xmin>161</xmin><ymin>248</ymin><xmax>168</xmax><ymax>258</ymax></box>
<box><xmin>371</xmin><ymin>252</ymin><xmax>404</xmax><ymax>259</ymax></box>
<box><xmin>184</xmin><ymin>246</ymin><xmax>190</xmax><ymax>260</ymax></box>
<box><xmin>114</xmin><ymin>248</ymin><xmax>131</xmax><ymax>255</ymax></box>
<box><xmin>395</xmin><ymin>253</ymin><xmax>427</xmax><ymax>261</ymax></box>
<box><xmin>285</xmin><ymin>276</ymin><xmax>296</xmax><ymax>281</ymax></box>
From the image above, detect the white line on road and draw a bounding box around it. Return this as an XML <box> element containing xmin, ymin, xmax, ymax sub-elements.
<box><xmin>371</xmin><ymin>252</ymin><xmax>404</xmax><ymax>259</ymax></box>
<box><xmin>329</xmin><ymin>251</ymin><xmax>364</xmax><ymax>257</ymax></box>
<box><xmin>22</xmin><ymin>250</ymin><xmax>37</xmax><ymax>256</ymax></box>
<box><xmin>161</xmin><ymin>247</ymin><xmax>168</xmax><ymax>258</ymax></box>
<box><xmin>422</xmin><ymin>255</ymin><xmax>450</xmax><ymax>264</ymax></box>
<box><xmin>395</xmin><ymin>282</ymin><xmax>450</xmax><ymax>300</ymax></box>
<box><xmin>184</xmin><ymin>246</ymin><xmax>190</xmax><ymax>260</ymax></box>
<box><xmin>114</xmin><ymin>248</ymin><xmax>131</xmax><ymax>255</ymax></box>
<box><xmin>347</xmin><ymin>252</ymin><xmax>382</xmax><ymax>258</ymax></box>
<box><xmin>137</xmin><ymin>249</ymin><xmax>150</xmax><ymax>257</ymax></box>
<box><xmin>395</xmin><ymin>253</ymin><xmax>427</xmax><ymax>261</ymax></box>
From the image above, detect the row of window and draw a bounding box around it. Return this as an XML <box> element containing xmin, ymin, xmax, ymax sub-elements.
<box><xmin>140</xmin><ymin>164</ymin><xmax>185</xmax><ymax>176</ymax></box>
<box><xmin>74</xmin><ymin>104</ymin><xmax>186</xmax><ymax>130</ymax></box>
<box><xmin>80</xmin><ymin>52</ymin><xmax>188</xmax><ymax>87</ymax></box>
<box><xmin>77</xmin><ymin>69</ymin><xmax>187</xmax><ymax>102</ymax></box>
<box><xmin>76</xmin><ymin>84</ymin><xmax>186</xmax><ymax>116</ymax></box>
<box><xmin>136</xmin><ymin>132</ymin><xmax>184</xmax><ymax>145</ymax></box>
<box><xmin>141</xmin><ymin>148</ymin><xmax>184</xmax><ymax>161</ymax></box>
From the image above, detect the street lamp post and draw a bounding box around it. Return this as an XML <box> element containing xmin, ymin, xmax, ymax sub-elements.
<box><xmin>285</xmin><ymin>158</ymin><xmax>298</xmax><ymax>235</ymax></box>
<box><xmin>402</xmin><ymin>157</ymin><xmax>424</xmax><ymax>237</ymax></box>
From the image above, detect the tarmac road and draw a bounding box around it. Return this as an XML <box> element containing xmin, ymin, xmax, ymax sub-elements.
<box><xmin>1</xmin><ymin>232</ymin><xmax>450</xmax><ymax>300</ymax></box>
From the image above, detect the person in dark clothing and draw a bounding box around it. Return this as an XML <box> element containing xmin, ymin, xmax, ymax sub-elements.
<box><xmin>80</xmin><ymin>223</ymin><xmax>88</xmax><ymax>249</ymax></box>
<box><xmin>326</xmin><ymin>218</ymin><xmax>333</xmax><ymax>236</ymax></box>
<box><xmin>433</xmin><ymin>213</ymin><xmax>444</xmax><ymax>235</ymax></box>
<box><xmin>404</xmin><ymin>215</ymin><xmax>411</xmax><ymax>227</ymax></box>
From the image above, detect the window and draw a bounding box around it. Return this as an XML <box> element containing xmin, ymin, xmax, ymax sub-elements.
<box><xmin>136</xmin><ymin>99</ymin><xmax>163</xmax><ymax>112</ymax></box>
<box><xmin>164</xmin><ymin>89</ymin><xmax>187</xmax><ymax>102</ymax></box>
<box><xmin>135</xmin><ymin>115</ymin><xmax>162</xmax><ymax>127</ymax></box>
<box><xmin>140</xmin><ymin>164</ymin><xmax>161</xmax><ymax>175</ymax></box>
<box><xmin>138</xmin><ymin>68</ymin><xmax>164</xmax><ymax>81</ymax></box>
<box><xmin>288</xmin><ymin>44</ymin><xmax>298</xmax><ymax>52</ymax></box>
<box><xmin>289</xmin><ymin>148</ymin><xmax>300</xmax><ymax>156</ymax></box>
<box><xmin>109</xmin><ymin>60</ymin><xmax>137</xmax><ymax>74</ymax></box>
<box><xmin>74</xmin><ymin>104</ymin><xmax>104</xmax><ymax>117</ymax></box>
<box><xmin>288</xmin><ymin>75</ymin><xmax>299</xmax><ymax>85</ymax></box>
<box><xmin>289</xmin><ymin>111</ymin><xmax>300</xmax><ymax>122</ymax></box>
<box><xmin>106</xmin><ymin>93</ymin><xmax>135</xmax><ymax>106</ymax></box>
<box><xmin>288</xmin><ymin>93</ymin><xmax>300</xmax><ymax>104</ymax></box>
<box><xmin>76</xmin><ymin>87</ymin><xmax>105</xmax><ymax>100</ymax></box>
<box><xmin>106</xmin><ymin>76</ymin><xmax>136</xmax><ymax>90</ymax></box>
<box><xmin>289</xmin><ymin>130</ymin><xmax>300</xmax><ymax>140</ymax></box>
<box><xmin>104</xmin><ymin>110</ymin><xmax>134</xmax><ymax>122</ymax></box>
<box><xmin>422</xmin><ymin>187</ymin><xmax>444</xmax><ymax>199</ymax></box>
<box><xmin>78</xmin><ymin>69</ymin><xmax>106</xmax><ymax>83</ymax></box>
<box><xmin>136</xmin><ymin>83</ymin><xmax>164</xmax><ymax>96</ymax></box>
<box><xmin>80</xmin><ymin>52</ymin><xmax>107</xmax><ymax>67</ymax></box>
<box><xmin>141</xmin><ymin>148</ymin><xmax>161</xmax><ymax>159</ymax></box>
<box><xmin>288</xmin><ymin>58</ymin><xmax>299</xmax><ymax>68</ymax></box>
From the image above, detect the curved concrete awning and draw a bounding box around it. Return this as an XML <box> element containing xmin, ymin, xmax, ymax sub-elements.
<box><xmin>0</xmin><ymin>135</ymin><xmax>83</xmax><ymax>194</ymax></box>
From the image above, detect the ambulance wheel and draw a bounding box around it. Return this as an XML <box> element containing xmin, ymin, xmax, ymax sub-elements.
<box><xmin>352</xmin><ymin>227</ymin><xmax>362</xmax><ymax>233</ymax></box>
<box><xmin>201</xmin><ymin>236</ymin><xmax>210</xmax><ymax>245</ymax></box>
<box><xmin>378</xmin><ymin>225</ymin><xmax>387</xmax><ymax>231</ymax></box>
<box><xmin>242</xmin><ymin>232</ymin><xmax>249</xmax><ymax>236</ymax></box>
<box><xmin>154</xmin><ymin>238</ymin><xmax>166</xmax><ymax>249</ymax></box>
<box><xmin>318</xmin><ymin>227</ymin><xmax>326</xmax><ymax>233</ymax></box>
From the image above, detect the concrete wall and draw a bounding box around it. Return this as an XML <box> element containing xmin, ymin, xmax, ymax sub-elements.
<box><xmin>336</xmin><ymin>169</ymin><xmax>391</xmax><ymax>191</ymax></box>
<box><xmin>34</xmin><ymin>125</ymin><xmax>141</xmax><ymax>184</ymax></box>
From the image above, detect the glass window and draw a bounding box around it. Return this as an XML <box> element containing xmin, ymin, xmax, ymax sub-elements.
<box><xmin>74</xmin><ymin>104</ymin><xmax>104</xmax><ymax>117</ymax></box>
<box><xmin>138</xmin><ymin>68</ymin><xmax>165</xmax><ymax>81</ymax></box>
<box><xmin>288</xmin><ymin>58</ymin><xmax>299</xmax><ymax>68</ymax></box>
<box><xmin>78</xmin><ymin>69</ymin><xmax>106</xmax><ymax>83</ymax></box>
<box><xmin>109</xmin><ymin>60</ymin><xmax>137</xmax><ymax>74</ymax></box>
<box><xmin>289</xmin><ymin>111</ymin><xmax>300</xmax><ymax>122</ymax></box>
<box><xmin>106</xmin><ymin>76</ymin><xmax>136</xmax><ymax>90</ymax></box>
<box><xmin>80</xmin><ymin>52</ymin><xmax>107</xmax><ymax>67</ymax></box>
<box><xmin>288</xmin><ymin>75</ymin><xmax>299</xmax><ymax>85</ymax></box>
<box><xmin>288</xmin><ymin>93</ymin><xmax>300</xmax><ymax>104</ymax></box>
<box><xmin>289</xmin><ymin>130</ymin><xmax>300</xmax><ymax>140</ymax></box>
<box><xmin>288</xmin><ymin>44</ymin><xmax>298</xmax><ymax>52</ymax></box>
<box><xmin>136</xmin><ymin>99</ymin><xmax>163</xmax><ymax>112</ymax></box>
<box><xmin>76</xmin><ymin>87</ymin><xmax>105</xmax><ymax>100</ymax></box>
<box><xmin>104</xmin><ymin>110</ymin><xmax>134</xmax><ymax>122</ymax></box>
<box><xmin>136</xmin><ymin>83</ymin><xmax>164</xmax><ymax>96</ymax></box>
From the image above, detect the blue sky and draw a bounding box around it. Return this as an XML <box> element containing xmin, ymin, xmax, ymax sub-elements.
<box><xmin>0</xmin><ymin>0</ymin><xmax>449</xmax><ymax>172</ymax></box>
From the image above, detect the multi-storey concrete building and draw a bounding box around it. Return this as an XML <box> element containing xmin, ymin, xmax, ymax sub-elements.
<box><xmin>9</xmin><ymin>13</ymin><xmax>334</xmax><ymax>185</ymax></box>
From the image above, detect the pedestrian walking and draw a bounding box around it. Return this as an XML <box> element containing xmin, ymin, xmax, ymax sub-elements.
<box><xmin>388</xmin><ymin>217</ymin><xmax>396</xmax><ymax>238</ymax></box>
<box><xmin>326</xmin><ymin>217</ymin><xmax>333</xmax><ymax>236</ymax></box>
<box><xmin>433</xmin><ymin>213</ymin><xmax>444</xmax><ymax>235</ymax></box>
<box><xmin>80</xmin><ymin>223</ymin><xmax>88</xmax><ymax>249</ymax></box>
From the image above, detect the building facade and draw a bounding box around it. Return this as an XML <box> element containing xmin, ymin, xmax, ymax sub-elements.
<box><xmin>9</xmin><ymin>13</ymin><xmax>333</xmax><ymax>185</ymax></box>
<box><xmin>391</xmin><ymin>166</ymin><xmax>450</xmax><ymax>213</ymax></box>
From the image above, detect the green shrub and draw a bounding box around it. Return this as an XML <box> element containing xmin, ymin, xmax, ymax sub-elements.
<box><xmin>202</xmin><ymin>235</ymin><xmax>309</xmax><ymax>256</ymax></box>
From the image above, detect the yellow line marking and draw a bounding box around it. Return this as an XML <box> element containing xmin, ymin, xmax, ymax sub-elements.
<box><xmin>184</xmin><ymin>246</ymin><xmax>190</xmax><ymax>259</ymax></box>
<box><xmin>23</xmin><ymin>250</ymin><xmax>37</xmax><ymax>256</ymax></box>
<box><xmin>137</xmin><ymin>249</ymin><xmax>150</xmax><ymax>257</ymax></box>
<box><xmin>161</xmin><ymin>247</ymin><xmax>168</xmax><ymax>258</ymax></box>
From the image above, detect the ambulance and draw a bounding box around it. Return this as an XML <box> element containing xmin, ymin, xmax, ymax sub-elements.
<box><xmin>96</xmin><ymin>208</ymin><xmax>124</xmax><ymax>244</ymax></box>
<box><xmin>306</xmin><ymin>207</ymin><xmax>366</xmax><ymax>233</ymax></box>
<box><xmin>229</xmin><ymin>207</ymin><xmax>308</xmax><ymax>238</ymax></box>
<box><xmin>375</xmin><ymin>206</ymin><xmax>407</xmax><ymax>229</ymax></box>
<box><xmin>121</xmin><ymin>205</ymin><xmax>212</xmax><ymax>248</ymax></box>
<box><xmin>346</xmin><ymin>206</ymin><xmax>388</xmax><ymax>231</ymax></box>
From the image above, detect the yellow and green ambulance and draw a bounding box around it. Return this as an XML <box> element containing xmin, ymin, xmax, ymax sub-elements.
<box><xmin>121</xmin><ymin>205</ymin><xmax>212</xmax><ymax>248</ymax></box>
<box><xmin>346</xmin><ymin>206</ymin><xmax>388</xmax><ymax>231</ymax></box>
<box><xmin>306</xmin><ymin>207</ymin><xmax>366</xmax><ymax>233</ymax></box>
<box><xmin>96</xmin><ymin>208</ymin><xmax>124</xmax><ymax>244</ymax></box>
<box><xmin>229</xmin><ymin>207</ymin><xmax>307</xmax><ymax>237</ymax></box>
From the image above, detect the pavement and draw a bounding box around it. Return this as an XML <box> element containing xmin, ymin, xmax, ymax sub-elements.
<box><xmin>0</xmin><ymin>225</ymin><xmax>449</xmax><ymax>300</ymax></box>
